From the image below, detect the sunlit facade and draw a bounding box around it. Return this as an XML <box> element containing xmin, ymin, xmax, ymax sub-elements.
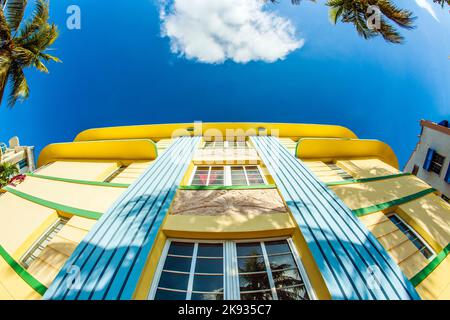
<box><xmin>1</xmin><ymin>123</ymin><xmax>449</xmax><ymax>300</ymax></box>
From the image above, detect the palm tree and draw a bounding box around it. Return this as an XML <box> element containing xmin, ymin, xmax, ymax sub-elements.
<box><xmin>0</xmin><ymin>162</ymin><xmax>19</xmax><ymax>187</ymax></box>
<box><xmin>433</xmin><ymin>0</ymin><xmax>449</xmax><ymax>7</ymax></box>
<box><xmin>0</xmin><ymin>0</ymin><xmax>60</xmax><ymax>108</ymax></box>
<box><xmin>270</xmin><ymin>0</ymin><xmax>416</xmax><ymax>44</ymax></box>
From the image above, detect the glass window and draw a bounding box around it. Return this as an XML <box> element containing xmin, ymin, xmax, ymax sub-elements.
<box><xmin>388</xmin><ymin>214</ymin><xmax>435</xmax><ymax>260</ymax></box>
<box><xmin>21</xmin><ymin>217</ymin><xmax>69</xmax><ymax>269</ymax></box>
<box><xmin>327</xmin><ymin>163</ymin><xmax>353</xmax><ymax>180</ymax></box>
<box><xmin>151</xmin><ymin>239</ymin><xmax>312</xmax><ymax>300</ymax></box>
<box><xmin>191</xmin><ymin>166</ymin><xmax>265</xmax><ymax>186</ymax></box>
<box><xmin>430</xmin><ymin>152</ymin><xmax>445</xmax><ymax>175</ymax></box>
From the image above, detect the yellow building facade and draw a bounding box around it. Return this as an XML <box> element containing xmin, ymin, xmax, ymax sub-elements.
<box><xmin>0</xmin><ymin>123</ymin><xmax>449</xmax><ymax>300</ymax></box>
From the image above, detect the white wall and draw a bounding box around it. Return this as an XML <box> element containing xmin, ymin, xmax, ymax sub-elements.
<box><xmin>405</xmin><ymin>126</ymin><xmax>450</xmax><ymax>198</ymax></box>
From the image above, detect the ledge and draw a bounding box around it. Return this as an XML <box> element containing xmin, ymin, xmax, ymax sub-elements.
<box><xmin>296</xmin><ymin>138</ymin><xmax>399</xmax><ymax>169</ymax></box>
<box><xmin>37</xmin><ymin>139</ymin><xmax>158</xmax><ymax>167</ymax></box>
<box><xmin>26</xmin><ymin>173</ymin><xmax>130</xmax><ymax>188</ymax></box>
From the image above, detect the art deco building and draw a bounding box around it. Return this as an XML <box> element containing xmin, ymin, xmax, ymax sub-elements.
<box><xmin>0</xmin><ymin>123</ymin><xmax>449</xmax><ymax>300</ymax></box>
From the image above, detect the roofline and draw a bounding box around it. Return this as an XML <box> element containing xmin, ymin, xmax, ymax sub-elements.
<box><xmin>420</xmin><ymin>119</ymin><xmax>450</xmax><ymax>136</ymax></box>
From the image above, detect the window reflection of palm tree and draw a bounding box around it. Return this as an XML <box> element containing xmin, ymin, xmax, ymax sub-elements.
<box><xmin>239</xmin><ymin>251</ymin><xmax>308</xmax><ymax>300</ymax></box>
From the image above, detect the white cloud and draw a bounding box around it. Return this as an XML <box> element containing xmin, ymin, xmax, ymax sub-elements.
<box><xmin>415</xmin><ymin>0</ymin><xmax>440</xmax><ymax>22</ymax></box>
<box><xmin>159</xmin><ymin>0</ymin><xmax>303</xmax><ymax>64</ymax></box>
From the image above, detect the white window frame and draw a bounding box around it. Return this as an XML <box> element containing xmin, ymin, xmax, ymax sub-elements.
<box><xmin>203</xmin><ymin>141</ymin><xmax>247</xmax><ymax>149</ymax></box>
<box><xmin>20</xmin><ymin>216</ymin><xmax>69</xmax><ymax>269</ymax></box>
<box><xmin>387</xmin><ymin>213</ymin><xmax>436</xmax><ymax>261</ymax></box>
<box><xmin>188</xmin><ymin>165</ymin><xmax>267</xmax><ymax>187</ymax></box>
<box><xmin>148</xmin><ymin>237</ymin><xmax>316</xmax><ymax>300</ymax></box>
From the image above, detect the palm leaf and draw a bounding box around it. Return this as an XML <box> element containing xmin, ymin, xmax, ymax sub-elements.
<box><xmin>5</xmin><ymin>0</ymin><xmax>27</xmax><ymax>31</ymax></box>
<box><xmin>7</xmin><ymin>63</ymin><xmax>29</xmax><ymax>107</ymax></box>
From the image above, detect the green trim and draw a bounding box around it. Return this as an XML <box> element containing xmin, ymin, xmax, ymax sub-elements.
<box><xmin>0</xmin><ymin>245</ymin><xmax>47</xmax><ymax>296</ymax></box>
<box><xmin>179</xmin><ymin>184</ymin><xmax>277</xmax><ymax>190</ymax></box>
<box><xmin>4</xmin><ymin>186</ymin><xmax>102</xmax><ymax>220</ymax></box>
<box><xmin>410</xmin><ymin>243</ymin><xmax>450</xmax><ymax>287</ymax></box>
<box><xmin>326</xmin><ymin>173</ymin><xmax>412</xmax><ymax>187</ymax></box>
<box><xmin>26</xmin><ymin>173</ymin><xmax>130</xmax><ymax>188</ymax></box>
<box><xmin>352</xmin><ymin>188</ymin><xmax>436</xmax><ymax>217</ymax></box>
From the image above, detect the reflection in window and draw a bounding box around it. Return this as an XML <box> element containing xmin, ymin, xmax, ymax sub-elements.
<box><xmin>154</xmin><ymin>242</ymin><xmax>224</xmax><ymax>300</ymax></box>
<box><xmin>151</xmin><ymin>239</ymin><xmax>311</xmax><ymax>300</ymax></box>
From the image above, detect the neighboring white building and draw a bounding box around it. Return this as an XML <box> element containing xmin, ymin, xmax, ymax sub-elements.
<box><xmin>405</xmin><ymin>120</ymin><xmax>450</xmax><ymax>202</ymax></box>
<box><xmin>0</xmin><ymin>136</ymin><xmax>35</xmax><ymax>174</ymax></box>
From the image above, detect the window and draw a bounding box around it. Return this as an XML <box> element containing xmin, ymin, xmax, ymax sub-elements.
<box><xmin>411</xmin><ymin>165</ymin><xmax>419</xmax><ymax>176</ymax></box>
<box><xmin>203</xmin><ymin>141</ymin><xmax>247</xmax><ymax>148</ymax></box>
<box><xmin>387</xmin><ymin>214</ymin><xmax>435</xmax><ymax>260</ymax></box>
<box><xmin>104</xmin><ymin>165</ymin><xmax>128</xmax><ymax>182</ymax></box>
<box><xmin>430</xmin><ymin>152</ymin><xmax>445</xmax><ymax>175</ymax></box>
<box><xmin>21</xmin><ymin>217</ymin><xmax>69</xmax><ymax>269</ymax></box>
<box><xmin>150</xmin><ymin>239</ymin><xmax>313</xmax><ymax>300</ymax></box>
<box><xmin>17</xmin><ymin>159</ymin><xmax>28</xmax><ymax>169</ymax></box>
<box><xmin>423</xmin><ymin>148</ymin><xmax>445</xmax><ymax>175</ymax></box>
<box><xmin>327</xmin><ymin>163</ymin><xmax>353</xmax><ymax>180</ymax></box>
<box><xmin>190</xmin><ymin>166</ymin><xmax>266</xmax><ymax>186</ymax></box>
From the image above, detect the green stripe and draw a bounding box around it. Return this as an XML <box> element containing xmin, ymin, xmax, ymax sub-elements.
<box><xmin>26</xmin><ymin>173</ymin><xmax>130</xmax><ymax>188</ymax></box>
<box><xmin>326</xmin><ymin>173</ymin><xmax>412</xmax><ymax>187</ymax></box>
<box><xmin>352</xmin><ymin>188</ymin><xmax>436</xmax><ymax>217</ymax></box>
<box><xmin>0</xmin><ymin>245</ymin><xmax>47</xmax><ymax>296</ymax></box>
<box><xmin>410</xmin><ymin>243</ymin><xmax>450</xmax><ymax>287</ymax></box>
<box><xmin>4</xmin><ymin>187</ymin><xmax>102</xmax><ymax>220</ymax></box>
<box><xmin>179</xmin><ymin>184</ymin><xmax>277</xmax><ymax>190</ymax></box>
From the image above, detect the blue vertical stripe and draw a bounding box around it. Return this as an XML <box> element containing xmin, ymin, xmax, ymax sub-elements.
<box><xmin>250</xmin><ymin>136</ymin><xmax>420</xmax><ymax>300</ymax></box>
<box><xmin>44</xmin><ymin>136</ymin><xmax>200</xmax><ymax>300</ymax></box>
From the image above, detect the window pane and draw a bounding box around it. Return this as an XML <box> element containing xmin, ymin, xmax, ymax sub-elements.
<box><xmin>238</xmin><ymin>257</ymin><xmax>266</xmax><ymax>273</ymax></box>
<box><xmin>236</xmin><ymin>243</ymin><xmax>263</xmax><ymax>257</ymax></box>
<box><xmin>264</xmin><ymin>240</ymin><xmax>291</xmax><ymax>255</ymax></box>
<box><xmin>155</xmin><ymin>289</ymin><xmax>186</xmax><ymax>300</ymax></box>
<box><xmin>163</xmin><ymin>256</ymin><xmax>192</xmax><ymax>273</ymax></box>
<box><xmin>268</xmin><ymin>254</ymin><xmax>297</xmax><ymax>271</ymax></box>
<box><xmin>168</xmin><ymin>242</ymin><xmax>194</xmax><ymax>256</ymax></box>
<box><xmin>231</xmin><ymin>167</ymin><xmax>247</xmax><ymax>185</ymax></box>
<box><xmin>272</xmin><ymin>269</ymin><xmax>303</xmax><ymax>288</ymax></box>
<box><xmin>158</xmin><ymin>271</ymin><xmax>189</xmax><ymax>290</ymax></box>
<box><xmin>191</xmin><ymin>292</ymin><xmax>224</xmax><ymax>300</ymax></box>
<box><xmin>239</xmin><ymin>273</ymin><xmax>270</xmax><ymax>291</ymax></box>
<box><xmin>192</xmin><ymin>274</ymin><xmax>224</xmax><ymax>293</ymax></box>
<box><xmin>240</xmin><ymin>290</ymin><xmax>273</xmax><ymax>300</ymax></box>
<box><xmin>197</xmin><ymin>243</ymin><xmax>223</xmax><ymax>257</ymax></box>
<box><xmin>195</xmin><ymin>258</ymin><xmax>223</xmax><ymax>274</ymax></box>
<box><xmin>208</xmin><ymin>167</ymin><xmax>224</xmax><ymax>185</ymax></box>
<box><xmin>276</xmin><ymin>285</ymin><xmax>309</xmax><ymax>300</ymax></box>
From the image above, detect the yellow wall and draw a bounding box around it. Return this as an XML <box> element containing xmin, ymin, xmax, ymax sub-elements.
<box><xmin>0</xmin><ymin>193</ymin><xmax>58</xmax><ymax>256</ymax></box>
<box><xmin>109</xmin><ymin>161</ymin><xmax>151</xmax><ymax>184</ymax></box>
<box><xmin>337</xmin><ymin>159</ymin><xmax>399</xmax><ymax>179</ymax></box>
<box><xmin>397</xmin><ymin>194</ymin><xmax>450</xmax><ymax>250</ymax></box>
<box><xmin>416</xmin><ymin>255</ymin><xmax>450</xmax><ymax>300</ymax></box>
<box><xmin>26</xmin><ymin>216</ymin><xmax>96</xmax><ymax>287</ymax></box>
<box><xmin>13</xmin><ymin>176</ymin><xmax>126</xmax><ymax>214</ymax></box>
<box><xmin>0</xmin><ymin>258</ymin><xmax>42</xmax><ymax>300</ymax></box>
<box><xmin>331</xmin><ymin>175</ymin><xmax>431</xmax><ymax>211</ymax></box>
<box><xmin>359</xmin><ymin>211</ymin><xmax>429</xmax><ymax>279</ymax></box>
<box><xmin>36</xmin><ymin>161</ymin><xmax>120</xmax><ymax>181</ymax></box>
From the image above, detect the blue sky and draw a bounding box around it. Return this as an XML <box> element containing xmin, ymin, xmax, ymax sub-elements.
<box><xmin>0</xmin><ymin>0</ymin><xmax>449</xmax><ymax>167</ymax></box>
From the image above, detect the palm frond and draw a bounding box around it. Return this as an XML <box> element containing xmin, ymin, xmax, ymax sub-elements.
<box><xmin>17</xmin><ymin>0</ymin><xmax>48</xmax><ymax>41</ymax></box>
<box><xmin>7</xmin><ymin>62</ymin><xmax>29</xmax><ymax>107</ymax></box>
<box><xmin>0</xmin><ymin>6</ymin><xmax>11</xmax><ymax>42</ymax></box>
<box><xmin>5</xmin><ymin>0</ymin><xmax>27</xmax><ymax>31</ymax></box>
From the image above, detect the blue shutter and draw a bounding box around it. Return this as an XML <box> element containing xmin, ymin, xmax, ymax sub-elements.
<box><xmin>423</xmin><ymin>148</ymin><xmax>435</xmax><ymax>171</ymax></box>
<box><xmin>445</xmin><ymin>162</ymin><xmax>450</xmax><ymax>184</ymax></box>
